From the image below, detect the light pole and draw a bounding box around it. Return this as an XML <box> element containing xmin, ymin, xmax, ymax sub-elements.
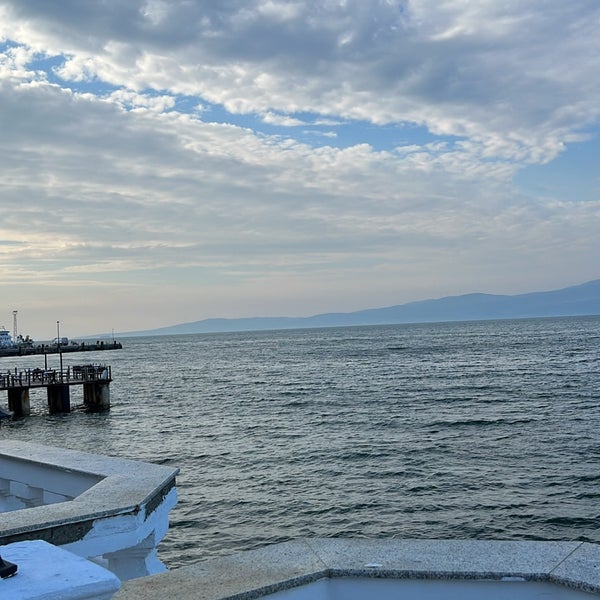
<box><xmin>57</xmin><ymin>320</ymin><xmax>63</xmax><ymax>377</ymax></box>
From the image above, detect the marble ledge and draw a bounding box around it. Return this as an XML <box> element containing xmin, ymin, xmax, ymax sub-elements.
<box><xmin>115</xmin><ymin>538</ymin><xmax>600</xmax><ymax>600</ymax></box>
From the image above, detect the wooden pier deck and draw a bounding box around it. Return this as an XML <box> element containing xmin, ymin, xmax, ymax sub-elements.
<box><xmin>1</xmin><ymin>365</ymin><xmax>111</xmax><ymax>388</ymax></box>
<box><xmin>0</xmin><ymin>365</ymin><xmax>112</xmax><ymax>416</ymax></box>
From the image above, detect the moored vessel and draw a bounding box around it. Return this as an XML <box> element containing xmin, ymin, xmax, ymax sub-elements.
<box><xmin>0</xmin><ymin>327</ymin><xmax>15</xmax><ymax>349</ymax></box>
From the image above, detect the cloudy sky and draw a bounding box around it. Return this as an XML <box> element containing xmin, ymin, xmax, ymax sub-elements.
<box><xmin>1</xmin><ymin>1</ymin><xmax>599</xmax><ymax>338</ymax></box>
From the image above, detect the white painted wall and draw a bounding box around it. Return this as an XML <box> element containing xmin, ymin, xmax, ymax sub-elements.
<box><xmin>0</xmin><ymin>455</ymin><xmax>100</xmax><ymax>511</ymax></box>
<box><xmin>0</xmin><ymin>442</ymin><xmax>179</xmax><ymax>582</ymax></box>
<box><xmin>265</xmin><ymin>577</ymin><xmax>596</xmax><ymax>600</ymax></box>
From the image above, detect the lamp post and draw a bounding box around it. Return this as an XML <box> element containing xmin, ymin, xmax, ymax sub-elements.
<box><xmin>57</xmin><ymin>320</ymin><xmax>63</xmax><ymax>377</ymax></box>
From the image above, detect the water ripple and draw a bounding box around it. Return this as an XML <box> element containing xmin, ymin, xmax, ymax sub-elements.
<box><xmin>3</xmin><ymin>316</ymin><xmax>600</xmax><ymax>568</ymax></box>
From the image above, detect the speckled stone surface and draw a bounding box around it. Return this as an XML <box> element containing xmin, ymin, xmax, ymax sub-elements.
<box><xmin>116</xmin><ymin>540</ymin><xmax>328</xmax><ymax>600</ymax></box>
<box><xmin>0</xmin><ymin>440</ymin><xmax>178</xmax><ymax>545</ymax></box>
<box><xmin>550</xmin><ymin>543</ymin><xmax>600</xmax><ymax>593</ymax></box>
<box><xmin>115</xmin><ymin>539</ymin><xmax>600</xmax><ymax>599</ymax></box>
<box><xmin>304</xmin><ymin>537</ymin><xmax>582</xmax><ymax>578</ymax></box>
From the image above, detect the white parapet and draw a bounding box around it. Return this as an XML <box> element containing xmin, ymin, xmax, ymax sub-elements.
<box><xmin>0</xmin><ymin>441</ymin><xmax>178</xmax><ymax>581</ymax></box>
<box><xmin>0</xmin><ymin>540</ymin><xmax>121</xmax><ymax>600</ymax></box>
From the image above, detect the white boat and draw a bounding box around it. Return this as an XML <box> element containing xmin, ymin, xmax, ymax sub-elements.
<box><xmin>0</xmin><ymin>327</ymin><xmax>15</xmax><ymax>349</ymax></box>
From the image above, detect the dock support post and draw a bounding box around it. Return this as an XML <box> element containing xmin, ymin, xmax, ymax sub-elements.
<box><xmin>83</xmin><ymin>382</ymin><xmax>110</xmax><ymax>412</ymax></box>
<box><xmin>8</xmin><ymin>387</ymin><xmax>30</xmax><ymax>417</ymax></box>
<box><xmin>47</xmin><ymin>385</ymin><xmax>71</xmax><ymax>414</ymax></box>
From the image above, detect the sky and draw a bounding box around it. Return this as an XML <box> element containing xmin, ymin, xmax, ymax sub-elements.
<box><xmin>1</xmin><ymin>0</ymin><xmax>599</xmax><ymax>339</ymax></box>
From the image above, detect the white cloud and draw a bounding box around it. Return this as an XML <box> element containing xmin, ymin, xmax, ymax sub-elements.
<box><xmin>2</xmin><ymin>0</ymin><xmax>598</xmax><ymax>159</ymax></box>
<box><xmin>303</xmin><ymin>130</ymin><xmax>338</xmax><ymax>139</ymax></box>
<box><xmin>107</xmin><ymin>89</ymin><xmax>176</xmax><ymax>112</ymax></box>
<box><xmin>261</xmin><ymin>111</ymin><xmax>306</xmax><ymax>126</ymax></box>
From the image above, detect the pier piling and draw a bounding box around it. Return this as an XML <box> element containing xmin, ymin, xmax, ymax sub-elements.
<box><xmin>47</xmin><ymin>384</ymin><xmax>71</xmax><ymax>414</ymax></box>
<box><xmin>7</xmin><ymin>387</ymin><xmax>30</xmax><ymax>417</ymax></box>
<box><xmin>83</xmin><ymin>382</ymin><xmax>110</xmax><ymax>411</ymax></box>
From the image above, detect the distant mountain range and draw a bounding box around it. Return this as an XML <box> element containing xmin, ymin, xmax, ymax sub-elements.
<box><xmin>120</xmin><ymin>278</ymin><xmax>600</xmax><ymax>337</ymax></box>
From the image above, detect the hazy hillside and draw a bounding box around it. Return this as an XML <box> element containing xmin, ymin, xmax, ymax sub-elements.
<box><xmin>121</xmin><ymin>278</ymin><xmax>600</xmax><ymax>337</ymax></box>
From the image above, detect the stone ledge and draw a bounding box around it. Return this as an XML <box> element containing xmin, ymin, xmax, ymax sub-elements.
<box><xmin>115</xmin><ymin>538</ymin><xmax>600</xmax><ymax>600</ymax></box>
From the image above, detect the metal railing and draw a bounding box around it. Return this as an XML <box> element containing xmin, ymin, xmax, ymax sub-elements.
<box><xmin>0</xmin><ymin>365</ymin><xmax>111</xmax><ymax>390</ymax></box>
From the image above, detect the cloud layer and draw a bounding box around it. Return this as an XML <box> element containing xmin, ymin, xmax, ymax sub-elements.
<box><xmin>1</xmin><ymin>0</ymin><xmax>599</xmax><ymax>336</ymax></box>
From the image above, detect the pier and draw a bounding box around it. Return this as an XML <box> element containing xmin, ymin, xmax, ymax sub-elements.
<box><xmin>0</xmin><ymin>340</ymin><xmax>122</xmax><ymax>358</ymax></box>
<box><xmin>0</xmin><ymin>365</ymin><xmax>112</xmax><ymax>416</ymax></box>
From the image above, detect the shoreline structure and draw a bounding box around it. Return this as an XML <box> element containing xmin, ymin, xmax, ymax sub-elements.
<box><xmin>0</xmin><ymin>340</ymin><xmax>122</xmax><ymax>358</ymax></box>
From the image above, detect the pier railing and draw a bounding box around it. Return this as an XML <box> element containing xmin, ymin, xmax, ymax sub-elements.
<box><xmin>0</xmin><ymin>365</ymin><xmax>111</xmax><ymax>390</ymax></box>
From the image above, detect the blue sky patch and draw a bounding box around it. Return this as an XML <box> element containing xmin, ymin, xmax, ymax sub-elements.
<box><xmin>515</xmin><ymin>131</ymin><xmax>600</xmax><ymax>202</ymax></box>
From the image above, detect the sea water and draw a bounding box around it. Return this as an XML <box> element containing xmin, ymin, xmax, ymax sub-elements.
<box><xmin>1</xmin><ymin>316</ymin><xmax>599</xmax><ymax>568</ymax></box>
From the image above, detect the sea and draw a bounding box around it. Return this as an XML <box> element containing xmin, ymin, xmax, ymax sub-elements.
<box><xmin>1</xmin><ymin>316</ymin><xmax>599</xmax><ymax>569</ymax></box>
